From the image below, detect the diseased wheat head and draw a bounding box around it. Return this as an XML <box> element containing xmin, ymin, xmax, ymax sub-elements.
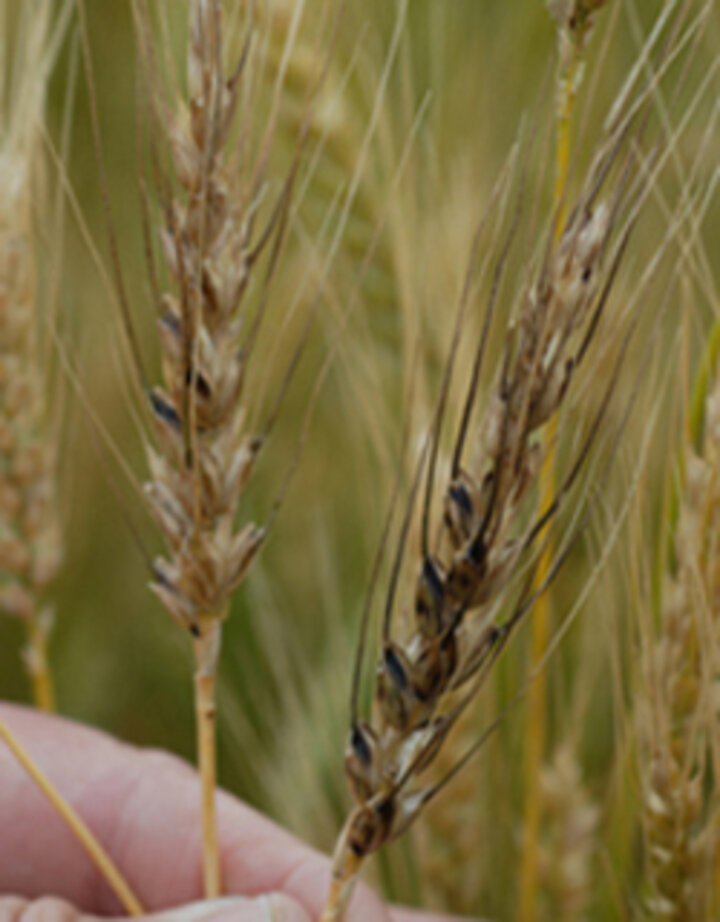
<box><xmin>145</xmin><ymin>1</ymin><xmax>269</xmax><ymax>668</ymax></box>
<box><xmin>121</xmin><ymin>0</ymin><xmax>331</xmax><ymax>897</ymax></box>
<box><xmin>320</xmin><ymin>4</ymin><xmax>712</xmax><ymax>913</ymax></box>
<box><xmin>321</xmin><ymin>108</ymin><xmax>642</xmax><ymax>922</ymax></box>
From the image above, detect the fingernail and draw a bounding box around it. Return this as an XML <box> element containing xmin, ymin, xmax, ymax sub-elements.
<box><xmin>169</xmin><ymin>898</ymin><xmax>249</xmax><ymax>922</ymax></box>
<box><xmin>255</xmin><ymin>894</ymin><xmax>312</xmax><ymax>922</ymax></box>
<box><xmin>168</xmin><ymin>895</ymin><xmax>312</xmax><ymax>922</ymax></box>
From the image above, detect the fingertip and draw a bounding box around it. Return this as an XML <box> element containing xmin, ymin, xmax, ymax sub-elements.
<box><xmin>261</xmin><ymin>894</ymin><xmax>313</xmax><ymax>922</ymax></box>
<box><xmin>188</xmin><ymin>895</ymin><xmax>311</xmax><ymax>922</ymax></box>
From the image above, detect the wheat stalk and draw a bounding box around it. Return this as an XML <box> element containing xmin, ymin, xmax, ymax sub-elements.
<box><xmin>520</xmin><ymin>4</ymin><xmax>608</xmax><ymax>918</ymax></box>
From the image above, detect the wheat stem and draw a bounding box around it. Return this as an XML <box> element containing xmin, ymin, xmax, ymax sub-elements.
<box><xmin>319</xmin><ymin>827</ymin><xmax>363</xmax><ymax>922</ymax></box>
<box><xmin>195</xmin><ymin>672</ymin><xmax>221</xmax><ymax>897</ymax></box>
<box><xmin>518</xmin><ymin>23</ymin><xmax>581</xmax><ymax>922</ymax></box>
<box><xmin>0</xmin><ymin>716</ymin><xmax>144</xmax><ymax>916</ymax></box>
<box><xmin>25</xmin><ymin>615</ymin><xmax>55</xmax><ymax>713</ymax></box>
<box><xmin>319</xmin><ymin>878</ymin><xmax>354</xmax><ymax>922</ymax></box>
<box><xmin>194</xmin><ymin>619</ymin><xmax>222</xmax><ymax>898</ymax></box>
<box><xmin>554</xmin><ymin>50</ymin><xmax>580</xmax><ymax>235</ymax></box>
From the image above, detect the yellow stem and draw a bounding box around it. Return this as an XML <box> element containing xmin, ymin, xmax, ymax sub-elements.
<box><xmin>518</xmin><ymin>34</ymin><xmax>581</xmax><ymax>922</ymax></box>
<box><xmin>194</xmin><ymin>625</ymin><xmax>222</xmax><ymax>899</ymax></box>
<box><xmin>518</xmin><ymin>424</ymin><xmax>555</xmax><ymax>922</ymax></box>
<box><xmin>25</xmin><ymin>616</ymin><xmax>56</xmax><ymax>713</ymax></box>
<box><xmin>0</xmin><ymin>716</ymin><xmax>144</xmax><ymax>915</ymax></box>
<box><xmin>553</xmin><ymin>53</ymin><xmax>578</xmax><ymax>237</ymax></box>
<box><xmin>319</xmin><ymin>835</ymin><xmax>363</xmax><ymax>922</ymax></box>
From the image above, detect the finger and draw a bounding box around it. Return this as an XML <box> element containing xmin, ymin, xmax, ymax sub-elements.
<box><xmin>0</xmin><ymin>705</ymin><xmax>388</xmax><ymax>921</ymax></box>
<box><xmin>0</xmin><ymin>895</ymin><xmax>312</xmax><ymax>922</ymax></box>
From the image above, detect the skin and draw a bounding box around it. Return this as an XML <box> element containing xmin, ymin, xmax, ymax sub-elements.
<box><xmin>0</xmin><ymin>705</ymin><xmax>464</xmax><ymax>922</ymax></box>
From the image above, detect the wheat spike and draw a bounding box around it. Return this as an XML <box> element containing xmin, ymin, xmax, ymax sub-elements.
<box><xmin>320</xmin><ymin>84</ymin><xmax>644</xmax><ymax>922</ymax></box>
<box><xmin>130</xmin><ymin>0</ymin><xmax>327</xmax><ymax>898</ymax></box>
<box><xmin>145</xmin><ymin>2</ymin><xmax>265</xmax><ymax>647</ymax></box>
<box><xmin>318</xmin><ymin>2</ymin><xmax>711</xmax><ymax>909</ymax></box>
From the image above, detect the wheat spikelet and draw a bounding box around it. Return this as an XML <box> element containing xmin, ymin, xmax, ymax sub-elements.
<box><xmin>0</xmin><ymin>0</ymin><xmax>68</xmax><ymax>712</ymax></box>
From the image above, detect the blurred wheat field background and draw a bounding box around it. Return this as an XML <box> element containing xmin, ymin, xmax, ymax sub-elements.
<box><xmin>1</xmin><ymin>1</ymin><xmax>720</xmax><ymax>920</ymax></box>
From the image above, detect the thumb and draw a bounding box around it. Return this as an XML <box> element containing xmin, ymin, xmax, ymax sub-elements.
<box><xmin>0</xmin><ymin>895</ymin><xmax>312</xmax><ymax>922</ymax></box>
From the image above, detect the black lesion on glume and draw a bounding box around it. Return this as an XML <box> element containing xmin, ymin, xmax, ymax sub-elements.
<box><xmin>160</xmin><ymin>310</ymin><xmax>181</xmax><ymax>336</ymax></box>
<box><xmin>415</xmin><ymin>556</ymin><xmax>446</xmax><ymax>634</ymax></box>
<box><xmin>185</xmin><ymin>367</ymin><xmax>212</xmax><ymax>399</ymax></box>
<box><xmin>385</xmin><ymin>646</ymin><xmax>409</xmax><ymax>690</ymax></box>
<box><xmin>150</xmin><ymin>390</ymin><xmax>182</xmax><ymax>429</ymax></box>
<box><xmin>449</xmin><ymin>480</ymin><xmax>473</xmax><ymax>518</ymax></box>
<box><xmin>468</xmin><ymin>534</ymin><xmax>487</xmax><ymax>567</ymax></box>
<box><xmin>351</xmin><ymin>724</ymin><xmax>373</xmax><ymax>767</ymax></box>
<box><xmin>375</xmin><ymin>797</ymin><xmax>395</xmax><ymax>827</ymax></box>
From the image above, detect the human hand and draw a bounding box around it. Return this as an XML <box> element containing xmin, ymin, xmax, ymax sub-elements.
<box><xmin>0</xmin><ymin>704</ymin><xmax>464</xmax><ymax>922</ymax></box>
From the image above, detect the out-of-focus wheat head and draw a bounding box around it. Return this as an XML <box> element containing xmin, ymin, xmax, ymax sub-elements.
<box><xmin>0</xmin><ymin>0</ymin><xmax>68</xmax><ymax>712</ymax></box>
<box><xmin>638</xmin><ymin>377</ymin><xmax>720</xmax><ymax>921</ymax></box>
<box><xmin>536</xmin><ymin>745</ymin><xmax>599</xmax><ymax>922</ymax></box>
